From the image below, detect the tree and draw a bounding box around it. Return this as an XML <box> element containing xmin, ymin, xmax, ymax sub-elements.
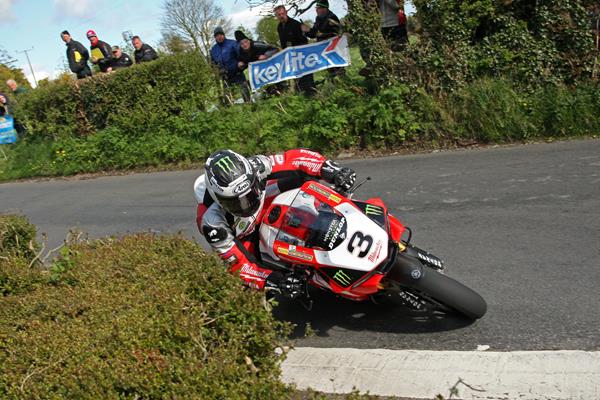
<box><xmin>158</xmin><ymin>32</ymin><xmax>195</xmax><ymax>54</ymax></box>
<box><xmin>255</xmin><ymin>16</ymin><xmax>279</xmax><ymax>45</ymax></box>
<box><xmin>160</xmin><ymin>0</ymin><xmax>232</xmax><ymax>57</ymax></box>
<box><xmin>0</xmin><ymin>46</ymin><xmax>17</xmax><ymax>68</ymax></box>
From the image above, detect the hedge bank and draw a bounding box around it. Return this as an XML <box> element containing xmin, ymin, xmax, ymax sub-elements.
<box><xmin>0</xmin><ymin>233</ymin><xmax>292</xmax><ymax>399</ymax></box>
<box><xmin>1</xmin><ymin>67</ymin><xmax>599</xmax><ymax>181</ymax></box>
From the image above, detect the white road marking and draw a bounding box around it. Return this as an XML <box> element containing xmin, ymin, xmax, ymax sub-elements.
<box><xmin>281</xmin><ymin>348</ymin><xmax>600</xmax><ymax>400</ymax></box>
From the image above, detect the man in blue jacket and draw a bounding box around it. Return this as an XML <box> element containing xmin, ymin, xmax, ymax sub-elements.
<box><xmin>210</xmin><ymin>27</ymin><xmax>250</xmax><ymax>103</ymax></box>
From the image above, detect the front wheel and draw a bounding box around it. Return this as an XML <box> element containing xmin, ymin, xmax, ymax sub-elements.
<box><xmin>385</xmin><ymin>256</ymin><xmax>487</xmax><ymax>319</ymax></box>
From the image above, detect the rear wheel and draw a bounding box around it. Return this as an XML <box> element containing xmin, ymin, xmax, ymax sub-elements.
<box><xmin>385</xmin><ymin>256</ymin><xmax>487</xmax><ymax>319</ymax></box>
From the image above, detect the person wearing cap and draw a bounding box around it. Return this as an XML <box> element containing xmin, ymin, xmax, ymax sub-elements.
<box><xmin>132</xmin><ymin>36</ymin><xmax>158</xmax><ymax>64</ymax></box>
<box><xmin>60</xmin><ymin>30</ymin><xmax>92</xmax><ymax>79</ymax></box>
<box><xmin>234</xmin><ymin>30</ymin><xmax>278</xmax><ymax>72</ymax></box>
<box><xmin>210</xmin><ymin>27</ymin><xmax>250</xmax><ymax>103</ymax></box>
<box><xmin>110</xmin><ymin>46</ymin><xmax>133</xmax><ymax>70</ymax></box>
<box><xmin>301</xmin><ymin>0</ymin><xmax>341</xmax><ymax>42</ymax></box>
<box><xmin>301</xmin><ymin>0</ymin><xmax>344</xmax><ymax>78</ymax></box>
<box><xmin>274</xmin><ymin>5</ymin><xmax>316</xmax><ymax>95</ymax></box>
<box><xmin>87</xmin><ymin>29</ymin><xmax>113</xmax><ymax>73</ymax></box>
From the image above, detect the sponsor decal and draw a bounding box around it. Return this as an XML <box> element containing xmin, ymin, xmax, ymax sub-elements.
<box><xmin>417</xmin><ymin>252</ymin><xmax>443</xmax><ymax>268</ymax></box>
<box><xmin>289</xmin><ymin>250</ymin><xmax>313</xmax><ymax>261</ymax></box>
<box><xmin>299</xmin><ymin>149</ymin><xmax>321</xmax><ymax>157</ymax></box>
<box><xmin>365</xmin><ymin>204</ymin><xmax>384</xmax><ymax>216</ymax></box>
<box><xmin>291</xmin><ymin>160</ymin><xmax>322</xmax><ymax>173</ymax></box>
<box><xmin>249</xmin><ymin>36</ymin><xmax>350</xmax><ymax>91</ymax></box>
<box><xmin>324</xmin><ymin>218</ymin><xmax>346</xmax><ymax>250</ymax></box>
<box><xmin>208</xmin><ymin>229</ymin><xmax>218</xmax><ymax>238</ymax></box>
<box><xmin>234</xmin><ymin>180</ymin><xmax>251</xmax><ymax>194</ymax></box>
<box><xmin>368</xmin><ymin>240</ymin><xmax>383</xmax><ymax>262</ymax></box>
<box><xmin>328</xmin><ymin>194</ymin><xmax>342</xmax><ymax>203</ymax></box>
<box><xmin>215</xmin><ymin>156</ymin><xmax>235</xmax><ymax>173</ymax></box>
<box><xmin>240</xmin><ymin>264</ymin><xmax>270</xmax><ymax>279</ymax></box>
<box><xmin>235</xmin><ymin>220</ymin><xmax>249</xmax><ymax>232</ymax></box>
<box><xmin>277</xmin><ymin>245</ymin><xmax>313</xmax><ymax>261</ymax></box>
<box><xmin>269</xmin><ymin>154</ymin><xmax>285</xmax><ymax>165</ymax></box>
<box><xmin>308</xmin><ymin>183</ymin><xmax>333</xmax><ymax>199</ymax></box>
<box><xmin>333</xmin><ymin>270</ymin><xmax>352</xmax><ymax>286</ymax></box>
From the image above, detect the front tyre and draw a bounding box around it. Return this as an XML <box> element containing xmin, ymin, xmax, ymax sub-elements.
<box><xmin>386</xmin><ymin>256</ymin><xmax>487</xmax><ymax>319</ymax></box>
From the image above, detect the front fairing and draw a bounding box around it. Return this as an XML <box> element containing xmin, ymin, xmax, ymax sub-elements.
<box><xmin>258</xmin><ymin>182</ymin><xmax>389</xmax><ymax>274</ymax></box>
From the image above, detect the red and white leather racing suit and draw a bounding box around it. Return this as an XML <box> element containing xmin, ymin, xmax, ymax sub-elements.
<box><xmin>193</xmin><ymin>149</ymin><xmax>342</xmax><ymax>290</ymax></box>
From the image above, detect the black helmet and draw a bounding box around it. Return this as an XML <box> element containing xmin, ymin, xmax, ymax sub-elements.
<box><xmin>204</xmin><ymin>150</ymin><xmax>264</xmax><ymax>217</ymax></box>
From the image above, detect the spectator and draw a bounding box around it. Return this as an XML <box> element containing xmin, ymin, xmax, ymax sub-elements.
<box><xmin>110</xmin><ymin>46</ymin><xmax>133</xmax><ymax>70</ymax></box>
<box><xmin>301</xmin><ymin>0</ymin><xmax>344</xmax><ymax>78</ymax></box>
<box><xmin>132</xmin><ymin>36</ymin><xmax>159</xmax><ymax>64</ymax></box>
<box><xmin>274</xmin><ymin>5</ymin><xmax>317</xmax><ymax>95</ymax></box>
<box><xmin>60</xmin><ymin>30</ymin><xmax>92</xmax><ymax>79</ymax></box>
<box><xmin>0</xmin><ymin>93</ymin><xmax>9</xmax><ymax>115</ymax></box>
<box><xmin>234</xmin><ymin>30</ymin><xmax>278</xmax><ymax>72</ymax></box>
<box><xmin>210</xmin><ymin>27</ymin><xmax>250</xmax><ymax>103</ymax></box>
<box><xmin>6</xmin><ymin>79</ymin><xmax>28</xmax><ymax>96</ymax></box>
<box><xmin>87</xmin><ymin>29</ymin><xmax>113</xmax><ymax>73</ymax></box>
<box><xmin>302</xmin><ymin>1</ymin><xmax>342</xmax><ymax>42</ymax></box>
<box><xmin>378</xmin><ymin>0</ymin><xmax>408</xmax><ymax>50</ymax></box>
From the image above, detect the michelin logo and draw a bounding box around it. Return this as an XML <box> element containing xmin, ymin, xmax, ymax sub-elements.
<box><xmin>249</xmin><ymin>36</ymin><xmax>350</xmax><ymax>91</ymax></box>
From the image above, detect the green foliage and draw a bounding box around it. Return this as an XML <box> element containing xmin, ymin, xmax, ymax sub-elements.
<box><xmin>0</xmin><ymin>214</ymin><xmax>39</xmax><ymax>262</ymax></box>
<box><xmin>0</xmin><ymin>234</ymin><xmax>292</xmax><ymax>399</ymax></box>
<box><xmin>406</xmin><ymin>0</ymin><xmax>598</xmax><ymax>90</ymax></box>
<box><xmin>12</xmin><ymin>52</ymin><xmax>220</xmax><ymax>141</ymax></box>
<box><xmin>255</xmin><ymin>16</ymin><xmax>281</xmax><ymax>46</ymax></box>
<box><xmin>2</xmin><ymin>77</ymin><xmax>599</xmax><ymax>181</ymax></box>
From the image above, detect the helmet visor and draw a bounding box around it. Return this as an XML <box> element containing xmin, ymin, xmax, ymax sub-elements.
<box><xmin>216</xmin><ymin>184</ymin><xmax>262</xmax><ymax>217</ymax></box>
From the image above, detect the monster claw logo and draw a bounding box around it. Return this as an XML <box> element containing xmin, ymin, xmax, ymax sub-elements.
<box><xmin>333</xmin><ymin>270</ymin><xmax>352</xmax><ymax>286</ymax></box>
<box><xmin>365</xmin><ymin>204</ymin><xmax>383</xmax><ymax>216</ymax></box>
<box><xmin>215</xmin><ymin>156</ymin><xmax>235</xmax><ymax>173</ymax></box>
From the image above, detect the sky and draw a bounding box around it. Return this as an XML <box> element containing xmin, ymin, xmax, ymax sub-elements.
<box><xmin>0</xmin><ymin>0</ymin><xmax>352</xmax><ymax>86</ymax></box>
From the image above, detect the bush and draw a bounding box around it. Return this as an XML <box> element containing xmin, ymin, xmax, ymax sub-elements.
<box><xmin>13</xmin><ymin>52</ymin><xmax>220</xmax><ymax>141</ymax></box>
<box><xmin>0</xmin><ymin>234</ymin><xmax>292</xmax><ymax>399</ymax></box>
<box><xmin>0</xmin><ymin>214</ymin><xmax>39</xmax><ymax>261</ymax></box>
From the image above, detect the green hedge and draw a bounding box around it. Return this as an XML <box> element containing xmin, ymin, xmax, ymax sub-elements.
<box><xmin>13</xmin><ymin>52</ymin><xmax>220</xmax><ymax>141</ymax></box>
<box><xmin>2</xmin><ymin>78</ymin><xmax>599</xmax><ymax>181</ymax></box>
<box><xmin>0</xmin><ymin>234</ymin><xmax>292</xmax><ymax>399</ymax></box>
<box><xmin>0</xmin><ymin>214</ymin><xmax>39</xmax><ymax>261</ymax></box>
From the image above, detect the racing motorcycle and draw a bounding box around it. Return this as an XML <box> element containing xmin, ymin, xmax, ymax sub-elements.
<box><xmin>258</xmin><ymin>179</ymin><xmax>487</xmax><ymax>319</ymax></box>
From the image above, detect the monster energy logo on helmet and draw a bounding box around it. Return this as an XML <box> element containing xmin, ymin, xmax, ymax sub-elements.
<box><xmin>214</xmin><ymin>156</ymin><xmax>236</xmax><ymax>173</ymax></box>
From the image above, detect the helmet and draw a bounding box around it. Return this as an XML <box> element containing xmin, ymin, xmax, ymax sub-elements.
<box><xmin>204</xmin><ymin>150</ymin><xmax>264</xmax><ymax>217</ymax></box>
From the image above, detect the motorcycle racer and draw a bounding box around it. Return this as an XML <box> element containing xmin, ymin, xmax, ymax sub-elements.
<box><xmin>194</xmin><ymin>149</ymin><xmax>356</xmax><ymax>297</ymax></box>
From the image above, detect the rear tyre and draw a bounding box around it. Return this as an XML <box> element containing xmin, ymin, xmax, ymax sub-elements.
<box><xmin>386</xmin><ymin>258</ymin><xmax>487</xmax><ymax>319</ymax></box>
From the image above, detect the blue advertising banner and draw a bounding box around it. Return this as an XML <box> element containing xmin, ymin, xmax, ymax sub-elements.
<box><xmin>248</xmin><ymin>35</ymin><xmax>350</xmax><ymax>91</ymax></box>
<box><xmin>0</xmin><ymin>115</ymin><xmax>17</xmax><ymax>144</ymax></box>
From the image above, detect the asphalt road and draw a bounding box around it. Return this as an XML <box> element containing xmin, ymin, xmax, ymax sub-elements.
<box><xmin>2</xmin><ymin>139</ymin><xmax>599</xmax><ymax>351</ymax></box>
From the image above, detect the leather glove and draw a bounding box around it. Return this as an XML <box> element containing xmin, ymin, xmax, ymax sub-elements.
<box><xmin>333</xmin><ymin>167</ymin><xmax>356</xmax><ymax>192</ymax></box>
<box><xmin>265</xmin><ymin>272</ymin><xmax>304</xmax><ymax>299</ymax></box>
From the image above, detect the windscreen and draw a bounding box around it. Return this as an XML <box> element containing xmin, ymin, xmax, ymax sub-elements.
<box><xmin>276</xmin><ymin>191</ymin><xmax>347</xmax><ymax>250</ymax></box>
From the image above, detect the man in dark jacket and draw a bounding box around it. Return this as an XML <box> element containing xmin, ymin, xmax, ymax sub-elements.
<box><xmin>302</xmin><ymin>0</ymin><xmax>344</xmax><ymax>77</ymax></box>
<box><xmin>211</xmin><ymin>27</ymin><xmax>250</xmax><ymax>103</ymax></box>
<box><xmin>303</xmin><ymin>0</ymin><xmax>341</xmax><ymax>42</ymax></box>
<box><xmin>87</xmin><ymin>29</ymin><xmax>112</xmax><ymax>73</ymax></box>
<box><xmin>274</xmin><ymin>5</ymin><xmax>316</xmax><ymax>95</ymax></box>
<box><xmin>60</xmin><ymin>30</ymin><xmax>92</xmax><ymax>79</ymax></box>
<box><xmin>132</xmin><ymin>36</ymin><xmax>159</xmax><ymax>64</ymax></box>
<box><xmin>110</xmin><ymin>46</ymin><xmax>133</xmax><ymax>70</ymax></box>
